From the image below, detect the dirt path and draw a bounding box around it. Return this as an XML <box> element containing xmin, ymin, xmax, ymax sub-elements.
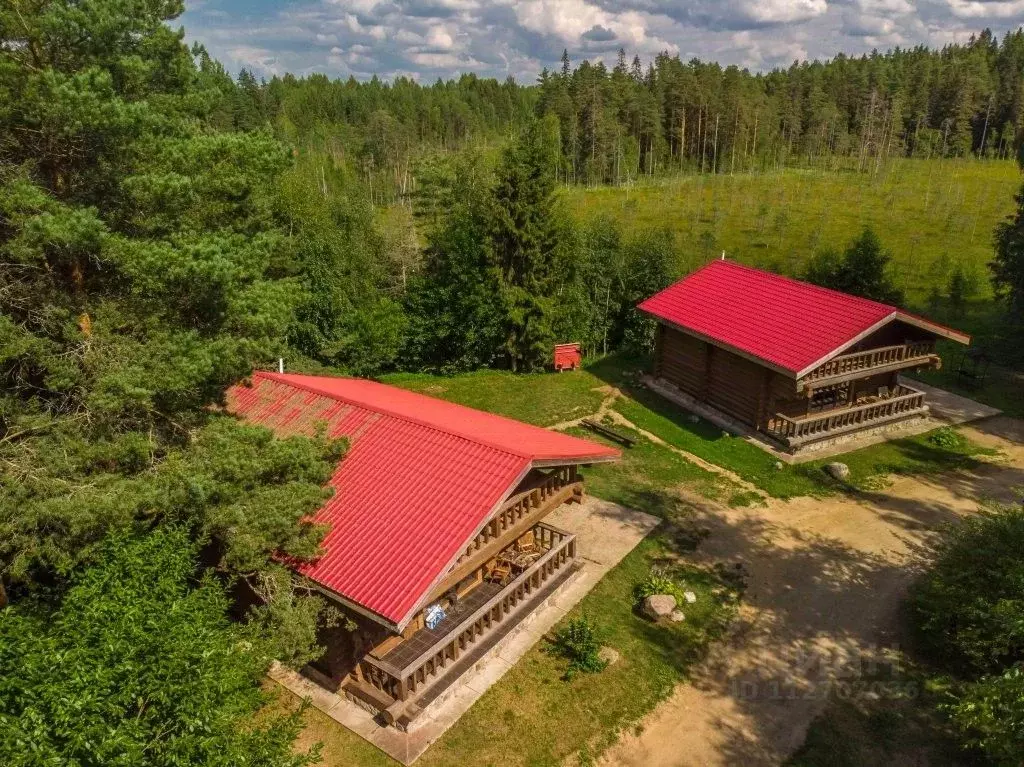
<box><xmin>551</xmin><ymin>387</ymin><xmax>768</xmax><ymax>499</ymax></box>
<box><xmin>598</xmin><ymin>416</ymin><xmax>1024</xmax><ymax>767</ymax></box>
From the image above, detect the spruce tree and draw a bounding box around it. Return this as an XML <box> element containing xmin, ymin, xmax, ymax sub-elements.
<box><xmin>991</xmin><ymin>183</ymin><xmax>1024</xmax><ymax>322</ymax></box>
<box><xmin>490</xmin><ymin>116</ymin><xmax>562</xmax><ymax>371</ymax></box>
<box><xmin>803</xmin><ymin>227</ymin><xmax>903</xmax><ymax>305</ymax></box>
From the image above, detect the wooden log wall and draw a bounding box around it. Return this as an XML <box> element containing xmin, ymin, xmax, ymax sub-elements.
<box><xmin>656</xmin><ymin>326</ymin><xmax>783</xmax><ymax>428</ymax></box>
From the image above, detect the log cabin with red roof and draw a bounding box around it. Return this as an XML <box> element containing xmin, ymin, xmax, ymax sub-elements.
<box><xmin>226</xmin><ymin>372</ymin><xmax>619</xmax><ymax>729</ymax></box>
<box><xmin>639</xmin><ymin>260</ymin><xmax>971</xmax><ymax>453</ymax></box>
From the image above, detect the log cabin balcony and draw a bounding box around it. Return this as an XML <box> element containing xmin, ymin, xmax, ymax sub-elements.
<box><xmin>349</xmin><ymin>522</ymin><xmax>578</xmax><ymax>728</ymax></box>
<box><xmin>767</xmin><ymin>384</ymin><xmax>928</xmax><ymax>448</ymax></box>
<box><xmin>800</xmin><ymin>341</ymin><xmax>939</xmax><ymax>389</ymax></box>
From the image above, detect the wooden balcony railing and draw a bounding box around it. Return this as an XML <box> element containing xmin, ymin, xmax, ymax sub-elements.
<box><xmin>802</xmin><ymin>341</ymin><xmax>936</xmax><ymax>385</ymax></box>
<box><xmin>453</xmin><ymin>466</ymin><xmax>579</xmax><ymax>567</ymax></box>
<box><xmin>356</xmin><ymin>522</ymin><xmax>577</xmax><ymax>714</ymax></box>
<box><xmin>769</xmin><ymin>385</ymin><xmax>927</xmax><ymax>446</ymax></box>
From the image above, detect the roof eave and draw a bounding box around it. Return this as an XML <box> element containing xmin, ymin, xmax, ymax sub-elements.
<box><xmin>391</xmin><ymin>461</ymin><xmax>535</xmax><ymax>633</ymax></box>
<box><xmin>304</xmin><ymin>578</ymin><xmax>402</xmax><ymax>633</ymax></box>
<box><xmin>794</xmin><ymin>312</ymin><xmax>972</xmax><ymax>380</ymax></box>
<box><xmin>895</xmin><ymin>312</ymin><xmax>971</xmax><ymax>345</ymax></box>
<box><xmin>389</xmin><ymin>453</ymin><xmax>618</xmax><ymax>633</ymax></box>
<box><xmin>794</xmin><ymin>312</ymin><xmax>898</xmax><ymax>379</ymax></box>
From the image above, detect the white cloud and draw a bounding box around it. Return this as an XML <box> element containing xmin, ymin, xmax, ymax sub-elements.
<box><xmin>856</xmin><ymin>0</ymin><xmax>914</xmax><ymax>13</ymax></box>
<box><xmin>946</xmin><ymin>0</ymin><xmax>1024</xmax><ymax>18</ymax></box>
<box><xmin>178</xmin><ymin>0</ymin><xmax>1024</xmax><ymax>83</ymax></box>
<box><xmin>744</xmin><ymin>0</ymin><xmax>828</xmax><ymax>24</ymax></box>
<box><xmin>843</xmin><ymin>12</ymin><xmax>898</xmax><ymax>36</ymax></box>
<box><xmin>426</xmin><ymin>25</ymin><xmax>456</xmax><ymax>49</ymax></box>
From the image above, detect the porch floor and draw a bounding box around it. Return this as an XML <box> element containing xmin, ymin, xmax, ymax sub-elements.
<box><xmin>382</xmin><ymin>581</ymin><xmax>504</xmax><ymax>669</ymax></box>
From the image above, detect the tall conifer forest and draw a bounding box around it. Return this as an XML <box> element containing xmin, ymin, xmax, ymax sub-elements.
<box><xmin>2</xmin><ymin>1</ymin><xmax>1024</xmax><ymax>764</ymax></box>
<box><xmin>243</xmin><ymin>29</ymin><xmax>1024</xmax><ymax>194</ymax></box>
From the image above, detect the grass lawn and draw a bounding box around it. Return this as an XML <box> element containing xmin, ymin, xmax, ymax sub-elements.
<box><xmin>386</xmin><ymin>354</ymin><xmax>996</xmax><ymax>500</ymax></box>
<box><xmin>567</xmin><ymin>422</ymin><xmax>743</xmax><ymax>511</ymax></box>
<box><xmin>381</xmin><ymin>367</ymin><xmax>609</xmax><ymax>427</ymax></box>
<box><xmin>582</xmin><ymin>355</ymin><xmax>997</xmax><ymax>498</ymax></box>
<box><xmin>282</xmin><ymin>535</ymin><xmax>739</xmax><ymax>767</ymax></box>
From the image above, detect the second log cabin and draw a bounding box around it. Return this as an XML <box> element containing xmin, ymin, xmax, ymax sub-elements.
<box><xmin>226</xmin><ymin>372</ymin><xmax>619</xmax><ymax>729</ymax></box>
<box><xmin>639</xmin><ymin>260</ymin><xmax>971</xmax><ymax>452</ymax></box>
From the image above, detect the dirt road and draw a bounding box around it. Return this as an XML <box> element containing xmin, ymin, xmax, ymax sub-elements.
<box><xmin>599</xmin><ymin>416</ymin><xmax>1024</xmax><ymax>767</ymax></box>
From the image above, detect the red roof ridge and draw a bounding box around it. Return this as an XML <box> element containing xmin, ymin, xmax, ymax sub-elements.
<box><xmin>694</xmin><ymin>259</ymin><xmax>898</xmax><ymax>311</ymax></box>
<box><xmin>250</xmin><ymin>371</ymin><xmax>617</xmax><ymax>464</ymax></box>
<box><xmin>708</xmin><ymin>260</ymin><xmax>970</xmax><ymax>345</ymax></box>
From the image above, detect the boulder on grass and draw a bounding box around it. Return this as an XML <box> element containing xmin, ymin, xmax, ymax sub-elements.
<box><xmin>683</xmin><ymin>591</ymin><xmax>697</xmax><ymax>604</ymax></box>
<box><xmin>669</xmin><ymin>610</ymin><xmax>686</xmax><ymax>623</ymax></box>
<box><xmin>642</xmin><ymin>594</ymin><xmax>677</xmax><ymax>621</ymax></box>
<box><xmin>824</xmin><ymin>462</ymin><xmax>850</xmax><ymax>481</ymax></box>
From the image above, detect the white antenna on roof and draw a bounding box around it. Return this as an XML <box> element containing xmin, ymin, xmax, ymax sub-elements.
<box><xmin>278</xmin><ymin>358</ymin><xmax>284</xmax><ymax>374</ymax></box>
<box><xmin>720</xmin><ymin>251</ymin><xmax>726</xmax><ymax>260</ymax></box>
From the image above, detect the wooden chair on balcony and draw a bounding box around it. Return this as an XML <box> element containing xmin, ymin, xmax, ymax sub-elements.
<box><xmin>488</xmin><ymin>561</ymin><xmax>512</xmax><ymax>585</ymax></box>
<box><xmin>515</xmin><ymin>530</ymin><xmax>539</xmax><ymax>555</ymax></box>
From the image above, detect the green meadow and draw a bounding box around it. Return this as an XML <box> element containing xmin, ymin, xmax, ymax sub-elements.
<box><xmin>562</xmin><ymin>158</ymin><xmax>1021</xmax><ymax>308</ymax></box>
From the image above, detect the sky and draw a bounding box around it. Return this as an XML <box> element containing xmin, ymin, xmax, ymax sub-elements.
<box><xmin>177</xmin><ymin>0</ymin><xmax>1024</xmax><ymax>83</ymax></box>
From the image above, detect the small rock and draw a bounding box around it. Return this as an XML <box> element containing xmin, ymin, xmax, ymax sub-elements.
<box><xmin>824</xmin><ymin>462</ymin><xmax>850</xmax><ymax>481</ymax></box>
<box><xmin>642</xmin><ymin>594</ymin><xmax>678</xmax><ymax>621</ymax></box>
<box><xmin>683</xmin><ymin>591</ymin><xmax>697</xmax><ymax>604</ymax></box>
<box><xmin>598</xmin><ymin>646</ymin><xmax>620</xmax><ymax>667</ymax></box>
<box><xmin>721</xmin><ymin>430</ymin><xmax>731</xmax><ymax>439</ymax></box>
<box><xmin>774</xmin><ymin>461</ymin><xmax>784</xmax><ymax>471</ymax></box>
<box><xmin>669</xmin><ymin>610</ymin><xmax>686</xmax><ymax>623</ymax></box>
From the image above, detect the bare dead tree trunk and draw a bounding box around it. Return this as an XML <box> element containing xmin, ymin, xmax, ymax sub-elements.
<box><xmin>979</xmin><ymin>95</ymin><xmax>993</xmax><ymax>158</ymax></box>
<box><xmin>712</xmin><ymin>113</ymin><xmax>720</xmax><ymax>174</ymax></box>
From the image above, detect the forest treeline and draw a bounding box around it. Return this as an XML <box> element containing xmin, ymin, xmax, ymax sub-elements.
<box><xmin>226</xmin><ymin>28</ymin><xmax>1024</xmax><ymax>195</ymax></box>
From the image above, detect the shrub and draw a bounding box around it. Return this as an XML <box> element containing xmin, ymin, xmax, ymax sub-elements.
<box><xmin>911</xmin><ymin>505</ymin><xmax>1024</xmax><ymax>764</ymax></box>
<box><xmin>549</xmin><ymin>615</ymin><xmax>607</xmax><ymax>680</ymax></box>
<box><xmin>928</xmin><ymin>426</ymin><xmax>967</xmax><ymax>451</ymax></box>
<box><xmin>910</xmin><ymin>505</ymin><xmax>1024</xmax><ymax>675</ymax></box>
<box><xmin>948</xmin><ymin>665</ymin><xmax>1024</xmax><ymax>765</ymax></box>
<box><xmin>633</xmin><ymin>568</ymin><xmax>685</xmax><ymax>607</ymax></box>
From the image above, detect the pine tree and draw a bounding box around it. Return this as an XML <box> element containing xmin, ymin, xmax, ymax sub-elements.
<box><xmin>0</xmin><ymin>0</ymin><xmax>339</xmax><ymax>635</ymax></box>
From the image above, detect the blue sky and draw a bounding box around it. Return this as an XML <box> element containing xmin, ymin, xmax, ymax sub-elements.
<box><xmin>178</xmin><ymin>0</ymin><xmax>1024</xmax><ymax>82</ymax></box>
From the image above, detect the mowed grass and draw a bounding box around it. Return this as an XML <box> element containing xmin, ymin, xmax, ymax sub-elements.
<box><xmin>387</xmin><ymin>354</ymin><xmax>997</xmax><ymax>500</ymax></box>
<box><xmin>381</xmin><ymin>367</ymin><xmax>609</xmax><ymax>427</ymax></box>
<box><xmin>280</xmin><ymin>536</ymin><xmax>739</xmax><ymax>767</ymax></box>
<box><xmin>566</xmin><ymin>422</ymin><xmax>738</xmax><ymax>510</ymax></box>
<box><xmin>562</xmin><ymin>158</ymin><xmax>1020</xmax><ymax>309</ymax></box>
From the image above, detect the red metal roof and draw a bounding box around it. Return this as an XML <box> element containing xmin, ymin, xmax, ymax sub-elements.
<box><xmin>638</xmin><ymin>260</ymin><xmax>969</xmax><ymax>378</ymax></box>
<box><xmin>226</xmin><ymin>372</ymin><xmax>619</xmax><ymax>629</ymax></box>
